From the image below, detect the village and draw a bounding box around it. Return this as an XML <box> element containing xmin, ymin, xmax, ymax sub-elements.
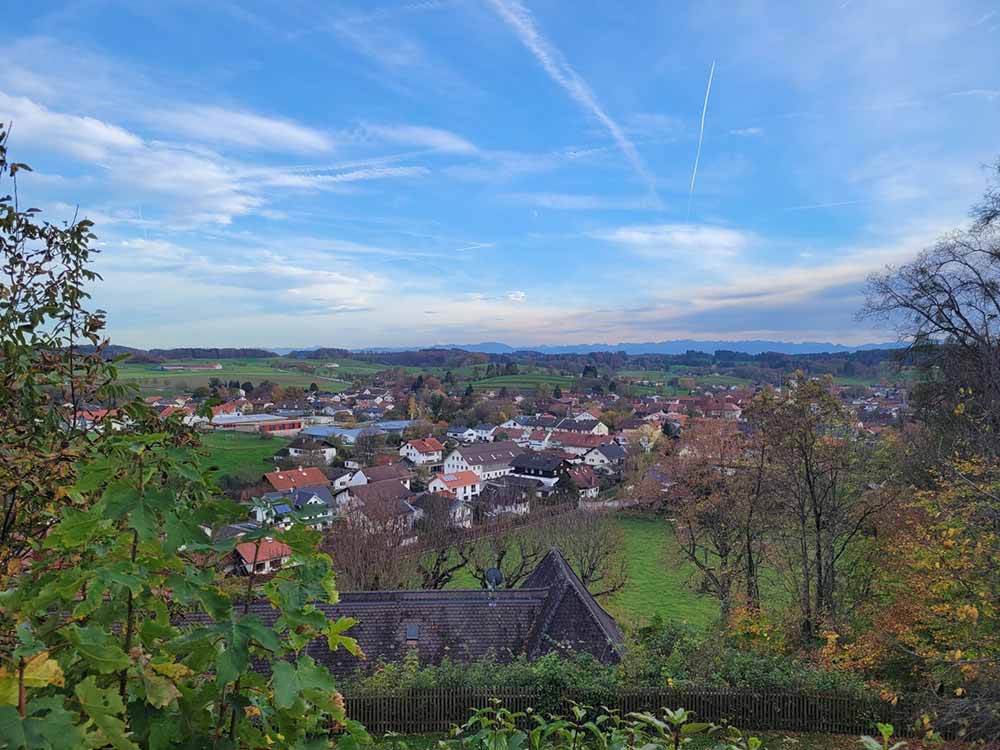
<box><xmin>77</xmin><ymin>365</ymin><xmax>911</xmax><ymax>579</ymax></box>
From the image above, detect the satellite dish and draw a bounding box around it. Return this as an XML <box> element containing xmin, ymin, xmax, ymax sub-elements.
<box><xmin>484</xmin><ymin>567</ymin><xmax>503</xmax><ymax>591</ymax></box>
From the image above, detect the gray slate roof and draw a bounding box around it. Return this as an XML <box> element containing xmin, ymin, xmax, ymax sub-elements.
<box><xmin>178</xmin><ymin>550</ymin><xmax>622</xmax><ymax>676</ymax></box>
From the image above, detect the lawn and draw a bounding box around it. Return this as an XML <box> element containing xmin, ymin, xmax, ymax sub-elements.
<box><xmin>197</xmin><ymin>431</ymin><xmax>291</xmax><ymax>482</ymax></box>
<box><xmin>114</xmin><ymin>357</ymin><xmax>351</xmax><ymax>394</ymax></box>
<box><xmin>605</xmin><ymin>515</ymin><xmax>717</xmax><ymax>629</ymax></box>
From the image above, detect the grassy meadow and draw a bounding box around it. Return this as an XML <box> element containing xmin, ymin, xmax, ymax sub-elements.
<box><xmin>198</xmin><ymin>431</ymin><xmax>291</xmax><ymax>482</ymax></box>
<box><xmin>114</xmin><ymin>357</ymin><xmax>353</xmax><ymax>393</ymax></box>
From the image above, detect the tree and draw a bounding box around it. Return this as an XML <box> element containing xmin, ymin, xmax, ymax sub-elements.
<box><xmin>326</xmin><ymin>505</ymin><xmax>414</xmax><ymax>591</ymax></box>
<box><xmin>0</xmin><ymin>128</ymin><xmax>362</xmax><ymax>748</ymax></box>
<box><xmin>666</xmin><ymin>419</ymin><xmax>771</xmax><ymax>619</ymax></box>
<box><xmin>354</xmin><ymin>429</ymin><xmax>385</xmax><ymax>466</ymax></box>
<box><xmin>241</xmin><ymin>380</ymin><xmax>253</xmax><ymax>393</ymax></box>
<box><xmin>0</xmin><ymin>129</ymin><xmax>121</xmax><ymax>573</ymax></box>
<box><xmin>753</xmin><ymin>377</ymin><xmax>895</xmax><ymax>640</ymax></box>
<box><xmin>862</xmin><ymin>167</ymin><xmax>1000</xmax><ymax>456</ymax></box>
<box><xmin>466</xmin><ymin>521</ymin><xmax>548</xmax><ymax>588</ymax></box>
<box><xmin>553</xmin><ymin>385</ymin><xmax>563</xmax><ymax>399</ymax></box>
<box><xmin>309</xmin><ymin>382</ymin><xmax>318</xmax><ymax>391</ymax></box>
<box><xmin>550</xmin><ymin>512</ymin><xmax>628</xmax><ymax>597</ymax></box>
<box><xmin>413</xmin><ymin>496</ymin><xmax>473</xmax><ymax>589</ymax></box>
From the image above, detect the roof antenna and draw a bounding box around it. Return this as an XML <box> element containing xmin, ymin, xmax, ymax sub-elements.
<box><xmin>484</xmin><ymin>567</ymin><xmax>503</xmax><ymax>608</ymax></box>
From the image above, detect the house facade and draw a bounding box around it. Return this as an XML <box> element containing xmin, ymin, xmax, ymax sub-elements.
<box><xmin>444</xmin><ymin>441</ymin><xmax>523</xmax><ymax>480</ymax></box>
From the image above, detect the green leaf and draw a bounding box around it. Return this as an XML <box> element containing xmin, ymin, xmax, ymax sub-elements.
<box><xmin>0</xmin><ymin>706</ymin><xmax>27</xmax><ymax>750</ymax></box>
<box><xmin>43</xmin><ymin>506</ymin><xmax>110</xmax><ymax>549</ymax></box>
<box><xmin>271</xmin><ymin>661</ymin><xmax>299</xmax><ymax>710</ymax></box>
<box><xmin>63</xmin><ymin>625</ymin><xmax>131</xmax><ymax>674</ymax></box>
<box><xmin>74</xmin><ymin>677</ymin><xmax>138</xmax><ymax>750</ymax></box>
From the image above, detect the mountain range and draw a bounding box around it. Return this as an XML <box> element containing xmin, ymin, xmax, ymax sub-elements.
<box><xmin>274</xmin><ymin>339</ymin><xmax>900</xmax><ymax>357</ymax></box>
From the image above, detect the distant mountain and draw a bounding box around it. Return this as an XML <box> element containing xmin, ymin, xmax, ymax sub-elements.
<box><xmin>405</xmin><ymin>340</ymin><xmax>902</xmax><ymax>356</ymax></box>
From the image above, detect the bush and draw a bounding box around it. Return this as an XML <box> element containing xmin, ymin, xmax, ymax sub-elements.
<box><xmin>342</xmin><ymin>620</ymin><xmax>869</xmax><ymax>703</ymax></box>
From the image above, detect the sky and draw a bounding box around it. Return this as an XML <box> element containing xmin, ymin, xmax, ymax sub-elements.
<box><xmin>4</xmin><ymin>0</ymin><xmax>1000</xmax><ymax>349</ymax></box>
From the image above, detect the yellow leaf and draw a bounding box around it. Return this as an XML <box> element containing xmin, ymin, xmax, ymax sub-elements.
<box><xmin>0</xmin><ymin>652</ymin><xmax>65</xmax><ymax>705</ymax></box>
<box><xmin>151</xmin><ymin>661</ymin><xmax>194</xmax><ymax>680</ymax></box>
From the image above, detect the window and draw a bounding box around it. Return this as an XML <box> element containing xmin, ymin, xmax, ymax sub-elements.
<box><xmin>405</xmin><ymin>623</ymin><xmax>420</xmax><ymax>641</ymax></box>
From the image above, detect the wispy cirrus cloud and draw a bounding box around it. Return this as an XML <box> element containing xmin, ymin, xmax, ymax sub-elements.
<box><xmin>592</xmin><ymin>223</ymin><xmax>752</xmax><ymax>264</ymax></box>
<box><xmin>150</xmin><ymin>105</ymin><xmax>336</xmax><ymax>153</ymax></box>
<box><xmin>486</xmin><ymin>0</ymin><xmax>660</xmax><ymax>204</ymax></box>
<box><xmin>0</xmin><ymin>91</ymin><xmax>142</xmax><ymax>160</ymax></box>
<box><xmin>361</xmin><ymin>123</ymin><xmax>478</xmax><ymax>154</ymax></box>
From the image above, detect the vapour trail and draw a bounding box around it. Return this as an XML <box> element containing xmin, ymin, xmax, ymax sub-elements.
<box><xmin>687</xmin><ymin>60</ymin><xmax>716</xmax><ymax>220</ymax></box>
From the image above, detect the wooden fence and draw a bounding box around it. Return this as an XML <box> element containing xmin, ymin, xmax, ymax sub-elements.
<box><xmin>345</xmin><ymin>688</ymin><xmax>911</xmax><ymax>736</ymax></box>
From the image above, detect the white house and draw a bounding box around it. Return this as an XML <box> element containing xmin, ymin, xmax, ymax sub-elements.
<box><xmin>473</xmin><ymin>423</ymin><xmax>497</xmax><ymax>442</ymax></box>
<box><xmin>235</xmin><ymin>538</ymin><xmax>292</xmax><ymax>575</ymax></box>
<box><xmin>446</xmin><ymin>424</ymin><xmax>478</xmax><ymax>443</ymax></box>
<box><xmin>443</xmin><ymin>441</ymin><xmax>522</xmax><ymax>480</ymax></box>
<box><xmin>284</xmin><ymin>437</ymin><xmax>337</xmax><ymax>465</ymax></box>
<box><xmin>399</xmin><ymin>437</ymin><xmax>445</xmax><ymax>465</ymax></box>
<box><xmin>428</xmin><ymin>470</ymin><xmax>482</xmax><ymax>502</ymax></box>
<box><xmin>582</xmin><ymin>443</ymin><xmax>627</xmax><ymax>471</ymax></box>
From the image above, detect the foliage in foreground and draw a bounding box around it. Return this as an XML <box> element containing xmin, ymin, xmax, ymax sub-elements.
<box><xmin>0</xmin><ymin>125</ymin><xmax>363</xmax><ymax>749</ymax></box>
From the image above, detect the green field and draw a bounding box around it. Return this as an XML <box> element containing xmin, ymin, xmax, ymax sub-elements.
<box><xmin>114</xmin><ymin>357</ymin><xmax>351</xmax><ymax>394</ymax></box>
<box><xmin>605</xmin><ymin>516</ymin><xmax>717</xmax><ymax>628</ymax></box>
<box><xmin>198</xmin><ymin>431</ymin><xmax>291</xmax><ymax>482</ymax></box>
<box><xmin>471</xmin><ymin>373</ymin><xmax>577</xmax><ymax>391</ymax></box>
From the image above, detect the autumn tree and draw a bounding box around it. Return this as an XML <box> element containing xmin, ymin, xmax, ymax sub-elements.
<box><xmin>666</xmin><ymin>419</ymin><xmax>770</xmax><ymax>619</ymax></box>
<box><xmin>0</xmin><ymin>128</ymin><xmax>363</xmax><ymax>749</ymax></box>
<box><xmin>413</xmin><ymin>495</ymin><xmax>473</xmax><ymax>589</ymax></box>
<box><xmin>755</xmin><ymin>377</ymin><xmax>896</xmax><ymax>640</ymax></box>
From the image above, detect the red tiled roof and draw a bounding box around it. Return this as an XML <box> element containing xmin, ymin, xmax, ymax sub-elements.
<box><xmin>265</xmin><ymin>466</ymin><xmax>330</xmax><ymax>491</ymax></box>
<box><xmin>408</xmin><ymin>437</ymin><xmax>444</xmax><ymax>454</ymax></box>
<box><xmin>432</xmin><ymin>470</ymin><xmax>480</xmax><ymax>490</ymax></box>
<box><xmin>236</xmin><ymin>538</ymin><xmax>291</xmax><ymax>564</ymax></box>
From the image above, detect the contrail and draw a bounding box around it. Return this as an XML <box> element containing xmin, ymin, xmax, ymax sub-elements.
<box><xmin>687</xmin><ymin>60</ymin><xmax>715</xmax><ymax>220</ymax></box>
<box><xmin>783</xmin><ymin>199</ymin><xmax>864</xmax><ymax>211</ymax></box>
<box><xmin>487</xmin><ymin>0</ymin><xmax>661</xmax><ymax>207</ymax></box>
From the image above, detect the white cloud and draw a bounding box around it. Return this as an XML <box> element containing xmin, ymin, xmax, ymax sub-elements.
<box><xmin>151</xmin><ymin>106</ymin><xmax>335</xmax><ymax>153</ymax></box>
<box><xmin>729</xmin><ymin>127</ymin><xmax>763</xmax><ymax>136</ymax></box>
<box><xmin>593</xmin><ymin>223</ymin><xmax>752</xmax><ymax>262</ymax></box>
<box><xmin>506</xmin><ymin>290</ymin><xmax>526</xmax><ymax>302</ymax></box>
<box><xmin>362</xmin><ymin>124</ymin><xmax>478</xmax><ymax>154</ymax></box>
<box><xmin>0</xmin><ymin>91</ymin><xmax>142</xmax><ymax>161</ymax></box>
<box><xmin>486</xmin><ymin>0</ymin><xmax>659</xmax><ymax>203</ymax></box>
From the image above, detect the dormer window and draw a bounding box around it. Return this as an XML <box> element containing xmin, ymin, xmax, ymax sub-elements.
<box><xmin>405</xmin><ymin>623</ymin><xmax>420</xmax><ymax>641</ymax></box>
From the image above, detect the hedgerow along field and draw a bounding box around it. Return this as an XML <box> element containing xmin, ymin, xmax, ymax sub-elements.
<box><xmin>470</xmin><ymin>373</ymin><xmax>578</xmax><ymax>391</ymax></box>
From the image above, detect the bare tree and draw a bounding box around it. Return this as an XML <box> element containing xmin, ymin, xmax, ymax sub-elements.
<box><xmin>465</xmin><ymin>519</ymin><xmax>549</xmax><ymax>588</ymax></box>
<box><xmin>324</xmin><ymin>500</ymin><xmax>413</xmax><ymax>590</ymax></box>
<box><xmin>550</xmin><ymin>512</ymin><xmax>628</xmax><ymax>597</ymax></box>
<box><xmin>862</xmin><ymin>168</ymin><xmax>1000</xmax><ymax>455</ymax></box>
<box><xmin>413</xmin><ymin>495</ymin><xmax>472</xmax><ymax>589</ymax></box>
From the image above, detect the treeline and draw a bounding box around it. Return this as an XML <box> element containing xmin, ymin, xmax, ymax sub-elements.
<box><xmin>80</xmin><ymin>345</ymin><xmax>280</xmax><ymax>362</ymax></box>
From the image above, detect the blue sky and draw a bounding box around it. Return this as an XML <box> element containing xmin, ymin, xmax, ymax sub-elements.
<box><xmin>5</xmin><ymin>1</ymin><xmax>1000</xmax><ymax>348</ymax></box>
